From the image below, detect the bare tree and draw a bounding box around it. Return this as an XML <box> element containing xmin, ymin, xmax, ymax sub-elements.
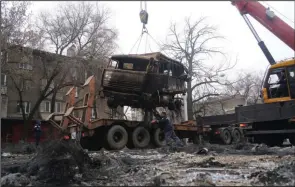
<box><xmin>1</xmin><ymin>1</ymin><xmax>45</xmax><ymax>49</ymax></box>
<box><xmin>162</xmin><ymin>17</ymin><xmax>236</xmax><ymax>120</ymax></box>
<box><xmin>37</xmin><ymin>2</ymin><xmax>117</xmax><ymax>59</ymax></box>
<box><xmin>36</xmin><ymin>2</ymin><xmax>118</xmax><ymax>113</ymax></box>
<box><xmin>225</xmin><ymin>70</ymin><xmax>264</xmax><ymax>105</ymax></box>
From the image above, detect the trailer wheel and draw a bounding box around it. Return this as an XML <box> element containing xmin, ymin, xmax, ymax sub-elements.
<box><xmin>152</xmin><ymin>128</ymin><xmax>166</xmax><ymax>147</ymax></box>
<box><xmin>232</xmin><ymin>128</ymin><xmax>242</xmax><ymax>143</ymax></box>
<box><xmin>132</xmin><ymin>127</ymin><xmax>150</xmax><ymax>148</ymax></box>
<box><xmin>220</xmin><ymin>128</ymin><xmax>232</xmax><ymax>145</ymax></box>
<box><xmin>106</xmin><ymin>125</ymin><xmax>128</xmax><ymax>150</ymax></box>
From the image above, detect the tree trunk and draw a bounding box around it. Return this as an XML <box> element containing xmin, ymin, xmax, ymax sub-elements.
<box><xmin>50</xmin><ymin>90</ymin><xmax>57</xmax><ymax>113</ymax></box>
<box><xmin>187</xmin><ymin>81</ymin><xmax>194</xmax><ymax>120</ymax></box>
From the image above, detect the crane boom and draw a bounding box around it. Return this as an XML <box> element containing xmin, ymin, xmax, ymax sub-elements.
<box><xmin>232</xmin><ymin>0</ymin><xmax>295</xmax><ymax>51</ymax></box>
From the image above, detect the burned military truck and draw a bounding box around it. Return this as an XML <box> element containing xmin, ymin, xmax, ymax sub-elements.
<box><xmin>100</xmin><ymin>52</ymin><xmax>190</xmax><ymax>110</ymax></box>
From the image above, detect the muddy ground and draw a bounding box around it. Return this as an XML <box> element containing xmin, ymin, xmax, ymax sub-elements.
<box><xmin>1</xmin><ymin>141</ymin><xmax>295</xmax><ymax>186</ymax></box>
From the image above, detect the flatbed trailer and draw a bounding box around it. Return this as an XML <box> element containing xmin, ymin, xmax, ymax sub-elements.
<box><xmin>46</xmin><ymin>76</ymin><xmax>235</xmax><ymax>150</ymax></box>
<box><xmin>198</xmin><ymin>101</ymin><xmax>295</xmax><ymax>146</ymax></box>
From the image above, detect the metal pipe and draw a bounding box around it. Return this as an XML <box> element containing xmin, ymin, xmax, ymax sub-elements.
<box><xmin>183</xmin><ymin>93</ymin><xmax>188</xmax><ymax>121</ymax></box>
<box><xmin>242</xmin><ymin>15</ymin><xmax>262</xmax><ymax>42</ymax></box>
<box><xmin>242</xmin><ymin>14</ymin><xmax>276</xmax><ymax>65</ymax></box>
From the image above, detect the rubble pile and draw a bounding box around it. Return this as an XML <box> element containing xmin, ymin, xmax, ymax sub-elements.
<box><xmin>251</xmin><ymin>158</ymin><xmax>295</xmax><ymax>186</ymax></box>
<box><xmin>21</xmin><ymin>140</ymin><xmax>92</xmax><ymax>185</ymax></box>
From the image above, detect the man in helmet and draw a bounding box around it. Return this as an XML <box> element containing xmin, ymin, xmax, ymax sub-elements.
<box><xmin>34</xmin><ymin>120</ymin><xmax>42</xmax><ymax>147</ymax></box>
<box><xmin>156</xmin><ymin>111</ymin><xmax>184</xmax><ymax>148</ymax></box>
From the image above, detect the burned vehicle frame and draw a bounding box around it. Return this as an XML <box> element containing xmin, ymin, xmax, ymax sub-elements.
<box><xmin>99</xmin><ymin>52</ymin><xmax>190</xmax><ymax>110</ymax></box>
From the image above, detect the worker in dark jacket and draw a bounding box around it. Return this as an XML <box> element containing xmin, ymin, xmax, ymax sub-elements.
<box><xmin>34</xmin><ymin>120</ymin><xmax>42</xmax><ymax>147</ymax></box>
<box><xmin>156</xmin><ymin>111</ymin><xmax>184</xmax><ymax>148</ymax></box>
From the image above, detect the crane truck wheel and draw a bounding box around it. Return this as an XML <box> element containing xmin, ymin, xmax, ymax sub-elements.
<box><xmin>152</xmin><ymin>128</ymin><xmax>166</xmax><ymax>147</ymax></box>
<box><xmin>231</xmin><ymin>128</ymin><xmax>243</xmax><ymax>143</ymax></box>
<box><xmin>220</xmin><ymin>128</ymin><xmax>232</xmax><ymax>145</ymax></box>
<box><xmin>106</xmin><ymin>125</ymin><xmax>128</xmax><ymax>150</ymax></box>
<box><xmin>132</xmin><ymin>127</ymin><xmax>151</xmax><ymax>148</ymax></box>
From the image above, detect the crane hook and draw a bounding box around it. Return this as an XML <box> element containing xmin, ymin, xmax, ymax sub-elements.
<box><xmin>139</xmin><ymin>1</ymin><xmax>148</xmax><ymax>25</ymax></box>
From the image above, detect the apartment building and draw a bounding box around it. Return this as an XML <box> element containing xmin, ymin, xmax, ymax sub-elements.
<box><xmin>1</xmin><ymin>44</ymin><xmax>123</xmax><ymax>121</ymax></box>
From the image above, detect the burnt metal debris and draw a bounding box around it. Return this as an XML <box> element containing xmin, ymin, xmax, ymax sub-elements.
<box><xmin>100</xmin><ymin>52</ymin><xmax>190</xmax><ymax>110</ymax></box>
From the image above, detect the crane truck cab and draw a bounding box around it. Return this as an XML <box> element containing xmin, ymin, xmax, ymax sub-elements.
<box><xmin>100</xmin><ymin>52</ymin><xmax>190</xmax><ymax>110</ymax></box>
<box><xmin>262</xmin><ymin>58</ymin><xmax>295</xmax><ymax>103</ymax></box>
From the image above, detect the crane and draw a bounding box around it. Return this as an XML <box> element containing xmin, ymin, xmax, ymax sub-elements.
<box><xmin>232</xmin><ymin>0</ymin><xmax>295</xmax><ymax>65</ymax></box>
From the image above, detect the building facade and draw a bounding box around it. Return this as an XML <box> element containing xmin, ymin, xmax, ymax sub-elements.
<box><xmin>194</xmin><ymin>95</ymin><xmax>247</xmax><ymax>117</ymax></box>
<box><xmin>1</xmin><ymin>44</ymin><xmax>123</xmax><ymax>122</ymax></box>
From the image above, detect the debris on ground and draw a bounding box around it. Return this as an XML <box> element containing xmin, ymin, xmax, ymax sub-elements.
<box><xmin>1</xmin><ymin>152</ymin><xmax>12</xmax><ymax>158</ymax></box>
<box><xmin>251</xmin><ymin>159</ymin><xmax>295</xmax><ymax>186</ymax></box>
<box><xmin>1</xmin><ymin>173</ymin><xmax>30</xmax><ymax>186</ymax></box>
<box><xmin>1</xmin><ymin>142</ymin><xmax>295</xmax><ymax>186</ymax></box>
<box><xmin>21</xmin><ymin>140</ymin><xmax>93</xmax><ymax>185</ymax></box>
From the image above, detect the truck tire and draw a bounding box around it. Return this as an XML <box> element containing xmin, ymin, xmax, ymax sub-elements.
<box><xmin>232</xmin><ymin>128</ymin><xmax>242</xmax><ymax>143</ymax></box>
<box><xmin>220</xmin><ymin>128</ymin><xmax>232</xmax><ymax>145</ymax></box>
<box><xmin>106</xmin><ymin>125</ymin><xmax>128</xmax><ymax>150</ymax></box>
<box><xmin>132</xmin><ymin>127</ymin><xmax>150</xmax><ymax>148</ymax></box>
<box><xmin>152</xmin><ymin>128</ymin><xmax>166</xmax><ymax>147</ymax></box>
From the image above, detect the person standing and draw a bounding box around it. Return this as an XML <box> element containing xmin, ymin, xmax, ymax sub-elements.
<box><xmin>34</xmin><ymin>120</ymin><xmax>42</xmax><ymax>147</ymax></box>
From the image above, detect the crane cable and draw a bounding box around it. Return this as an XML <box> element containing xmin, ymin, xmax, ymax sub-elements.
<box><xmin>129</xmin><ymin>1</ymin><xmax>169</xmax><ymax>56</ymax></box>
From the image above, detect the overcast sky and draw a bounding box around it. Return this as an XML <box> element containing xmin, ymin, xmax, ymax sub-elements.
<box><xmin>30</xmin><ymin>1</ymin><xmax>294</xmax><ymax>74</ymax></box>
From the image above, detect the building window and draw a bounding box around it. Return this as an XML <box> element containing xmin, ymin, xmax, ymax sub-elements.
<box><xmin>91</xmin><ymin>108</ymin><xmax>96</xmax><ymax>119</ymax></box>
<box><xmin>41</xmin><ymin>101</ymin><xmax>51</xmax><ymax>112</ymax></box>
<box><xmin>17</xmin><ymin>101</ymin><xmax>31</xmax><ymax>114</ymax></box>
<box><xmin>85</xmin><ymin>71</ymin><xmax>88</xmax><ymax>80</ymax></box>
<box><xmin>19</xmin><ymin>63</ymin><xmax>33</xmax><ymax>70</ymax></box>
<box><xmin>71</xmin><ymin>68</ymin><xmax>77</xmax><ymax>80</ymax></box>
<box><xmin>21</xmin><ymin>80</ymin><xmax>31</xmax><ymax>90</ymax></box>
<box><xmin>1</xmin><ymin>74</ymin><xmax>7</xmax><ymax>86</ymax></box>
<box><xmin>75</xmin><ymin>87</ymin><xmax>78</xmax><ymax>98</ymax></box>
<box><xmin>55</xmin><ymin>102</ymin><xmax>62</xmax><ymax>113</ymax></box>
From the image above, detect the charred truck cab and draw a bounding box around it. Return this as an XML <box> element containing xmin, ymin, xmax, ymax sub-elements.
<box><xmin>100</xmin><ymin>52</ymin><xmax>190</xmax><ymax>110</ymax></box>
<box><xmin>262</xmin><ymin>58</ymin><xmax>295</xmax><ymax>103</ymax></box>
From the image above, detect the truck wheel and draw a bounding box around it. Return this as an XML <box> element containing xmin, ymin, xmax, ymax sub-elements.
<box><xmin>220</xmin><ymin>128</ymin><xmax>232</xmax><ymax>145</ymax></box>
<box><xmin>106</xmin><ymin>125</ymin><xmax>128</xmax><ymax>150</ymax></box>
<box><xmin>132</xmin><ymin>127</ymin><xmax>150</xmax><ymax>148</ymax></box>
<box><xmin>232</xmin><ymin>128</ymin><xmax>242</xmax><ymax>143</ymax></box>
<box><xmin>152</xmin><ymin>128</ymin><xmax>166</xmax><ymax>147</ymax></box>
